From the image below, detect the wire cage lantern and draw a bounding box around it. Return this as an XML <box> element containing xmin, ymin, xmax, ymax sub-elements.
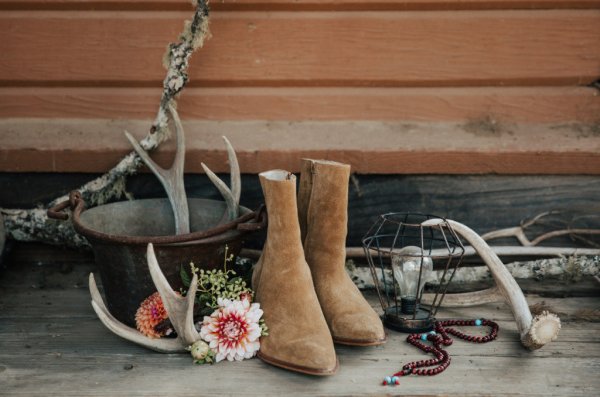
<box><xmin>362</xmin><ymin>213</ymin><xmax>465</xmax><ymax>333</ymax></box>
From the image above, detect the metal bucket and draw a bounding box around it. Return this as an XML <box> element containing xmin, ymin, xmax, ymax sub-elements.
<box><xmin>48</xmin><ymin>191</ymin><xmax>265</xmax><ymax>326</ymax></box>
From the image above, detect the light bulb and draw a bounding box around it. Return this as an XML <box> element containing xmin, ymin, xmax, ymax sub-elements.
<box><xmin>391</xmin><ymin>246</ymin><xmax>433</xmax><ymax>314</ymax></box>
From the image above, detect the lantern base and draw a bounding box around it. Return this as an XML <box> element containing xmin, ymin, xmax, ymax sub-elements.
<box><xmin>382</xmin><ymin>306</ymin><xmax>435</xmax><ymax>333</ymax></box>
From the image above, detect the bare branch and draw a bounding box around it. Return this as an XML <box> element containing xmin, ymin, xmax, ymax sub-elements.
<box><xmin>481</xmin><ymin>211</ymin><xmax>600</xmax><ymax>248</ymax></box>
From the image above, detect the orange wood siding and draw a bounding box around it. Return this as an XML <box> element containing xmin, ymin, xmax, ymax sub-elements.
<box><xmin>1</xmin><ymin>87</ymin><xmax>599</xmax><ymax>123</ymax></box>
<box><xmin>2</xmin><ymin>10</ymin><xmax>599</xmax><ymax>87</ymax></box>
<box><xmin>2</xmin><ymin>0</ymin><xmax>600</xmax><ymax>11</ymax></box>
<box><xmin>1</xmin><ymin>0</ymin><xmax>599</xmax><ymax>174</ymax></box>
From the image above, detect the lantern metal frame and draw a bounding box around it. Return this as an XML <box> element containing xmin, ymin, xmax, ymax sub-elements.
<box><xmin>362</xmin><ymin>212</ymin><xmax>465</xmax><ymax>333</ymax></box>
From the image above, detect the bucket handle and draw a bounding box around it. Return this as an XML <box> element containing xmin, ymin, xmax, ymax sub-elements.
<box><xmin>47</xmin><ymin>191</ymin><xmax>84</xmax><ymax>221</ymax></box>
<box><xmin>237</xmin><ymin>204</ymin><xmax>267</xmax><ymax>231</ymax></box>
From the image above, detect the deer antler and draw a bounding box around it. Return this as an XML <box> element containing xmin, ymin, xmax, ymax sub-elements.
<box><xmin>422</xmin><ymin>218</ymin><xmax>561</xmax><ymax>350</ymax></box>
<box><xmin>89</xmin><ymin>243</ymin><xmax>201</xmax><ymax>352</ymax></box>
<box><xmin>125</xmin><ymin>105</ymin><xmax>189</xmax><ymax>235</ymax></box>
<box><xmin>201</xmin><ymin>136</ymin><xmax>241</xmax><ymax>221</ymax></box>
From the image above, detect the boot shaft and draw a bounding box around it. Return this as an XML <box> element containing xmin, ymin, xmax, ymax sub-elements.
<box><xmin>259</xmin><ymin>170</ymin><xmax>302</xmax><ymax>244</ymax></box>
<box><xmin>298</xmin><ymin>159</ymin><xmax>351</xmax><ymax>269</ymax></box>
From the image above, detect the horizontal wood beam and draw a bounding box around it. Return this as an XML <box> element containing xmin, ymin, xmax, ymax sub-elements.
<box><xmin>1</xmin><ymin>119</ymin><xmax>599</xmax><ymax>174</ymax></box>
<box><xmin>1</xmin><ymin>10</ymin><xmax>599</xmax><ymax>87</ymax></box>
<box><xmin>2</xmin><ymin>174</ymin><xmax>600</xmax><ymax>248</ymax></box>
<box><xmin>1</xmin><ymin>0</ymin><xmax>600</xmax><ymax>11</ymax></box>
<box><xmin>1</xmin><ymin>87</ymin><xmax>598</xmax><ymax>122</ymax></box>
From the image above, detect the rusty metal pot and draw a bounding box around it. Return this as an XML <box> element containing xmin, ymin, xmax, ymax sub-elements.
<box><xmin>48</xmin><ymin>191</ymin><xmax>265</xmax><ymax>326</ymax></box>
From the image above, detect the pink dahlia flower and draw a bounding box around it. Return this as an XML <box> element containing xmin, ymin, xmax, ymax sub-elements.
<box><xmin>200</xmin><ymin>298</ymin><xmax>263</xmax><ymax>362</ymax></box>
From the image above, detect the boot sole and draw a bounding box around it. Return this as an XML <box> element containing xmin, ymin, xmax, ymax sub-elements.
<box><xmin>333</xmin><ymin>334</ymin><xmax>388</xmax><ymax>347</ymax></box>
<box><xmin>257</xmin><ymin>351</ymin><xmax>339</xmax><ymax>376</ymax></box>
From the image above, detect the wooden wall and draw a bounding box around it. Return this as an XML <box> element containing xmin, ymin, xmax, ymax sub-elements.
<box><xmin>1</xmin><ymin>0</ymin><xmax>599</xmax><ymax>174</ymax></box>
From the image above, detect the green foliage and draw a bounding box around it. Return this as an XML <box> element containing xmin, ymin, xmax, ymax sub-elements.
<box><xmin>180</xmin><ymin>245</ymin><xmax>253</xmax><ymax>317</ymax></box>
<box><xmin>259</xmin><ymin>319</ymin><xmax>269</xmax><ymax>337</ymax></box>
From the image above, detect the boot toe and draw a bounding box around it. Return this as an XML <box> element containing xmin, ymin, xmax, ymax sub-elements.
<box><xmin>259</xmin><ymin>338</ymin><xmax>338</xmax><ymax>375</ymax></box>
<box><xmin>330</xmin><ymin>309</ymin><xmax>387</xmax><ymax>346</ymax></box>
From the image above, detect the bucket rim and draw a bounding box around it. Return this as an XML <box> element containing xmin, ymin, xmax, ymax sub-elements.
<box><xmin>48</xmin><ymin>191</ymin><xmax>266</xmax><ymax>245</ymax></box>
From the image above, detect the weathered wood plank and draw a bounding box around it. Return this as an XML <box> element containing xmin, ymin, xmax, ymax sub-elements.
<box><xmin>1</xmin><ymin>249</ymin><xmax>599</xmax><ymax>396</ymax></box>
<box><xmin>0</xmin><ymin>353</ymin><xmax>596</xmax><ymax>396</ymax></box>
<box><xmin>1</xmin><ymin>173</ymin><xmax>599</xmax><ymax>247</ymax></box>
<box><xmin>2</xmin><ymin>316</ymin><xmax>599</xmax><ymax>358</ymax></box>
<box><xmin>1</xmin><ymin>10</ymin><xmax>599</xmax><ymax>87</ymax></box>
<box><xmin>2</xmin><ymin>0</ymin><xmax>600</xmax><ymax>11</ymax></box>
<box><xmin>1</xmin><ymin>119</ymin><xmax>600</xmax><ymax>174</ymax></box>
<box><xmin>0</xmin><ymin>287</ymin><xmax>598</xmax><ymax>395</ymax></box>
<box><xmin>2</xmin><ymin>87</ymin><xmax>599</xmax><ymax>123</ymax></box>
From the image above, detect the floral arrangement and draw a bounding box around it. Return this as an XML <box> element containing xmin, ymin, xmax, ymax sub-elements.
<box><xmin>135</xmin><ymin>246</ymin><xmax>268</xmax><ymax>364</ymax></box>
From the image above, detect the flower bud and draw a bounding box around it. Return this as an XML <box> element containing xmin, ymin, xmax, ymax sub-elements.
<box><xmin>189</xmin><ymin>340</ymin><xmax>210</xmax><ymax>361</ymax></box>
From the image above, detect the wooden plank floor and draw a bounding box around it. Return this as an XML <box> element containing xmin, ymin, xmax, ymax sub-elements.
<box><xmin>0</xmin><ymin>253</ymin><xmax>599</xmax><ymax>396</ymax></box>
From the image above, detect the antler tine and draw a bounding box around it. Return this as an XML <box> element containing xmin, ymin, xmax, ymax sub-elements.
<box><xmin>201</xmin><ymin>162</ymin><xmax>238</xmax><ymax>221</ymax></box>
<box><xmin>222</xmin><ymin>136</ymin><xmax>241</xmax><ymax>204</ymax></box>
<box><xmin>147</xmin><ymin>243</ymin><xmax>200</xmax><ymax>344</ymax></box>
<box><xmin>124</xmin><ymin>130</ymin><xmax>167</xmax><ymax>179</ymax></box>
<box><xmin>184</xmin><ymin>272</ymin><xmax>201</xmax><ymax>342</ymax></box>
<box><xmin>124</xmin><ymin>111</ymin><xmax>190</xmax><ymax>235</ymax></box>
<box><xmin>200</xmin><ymin>136</ymin><xmax>241</xmax><ymax>221</ymax></box>
<box><xmin>88</xmin><ymin>273</ymin><xmax>185</xmax><ymax>353</ymax></box>
<box><xmin>422</xmin><ymin>287</ymin><xmax>502</xmax><ymax>307</ymax></box>
<box><xmin>168</xmin><ymin>104</ymin><xmax>186</xmax><ymax>171</ymax></box>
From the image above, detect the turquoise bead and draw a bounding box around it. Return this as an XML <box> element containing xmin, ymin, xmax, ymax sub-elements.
<box><xmin>384</xmin><ymin>376</ymin><xmax>392</xmax><ymax>385</ymax></box>
<box><xmin>429</xmin><ymin>331</ymin><xmax>437</xmax><ymax>335</ymax></box>
<box><xmin>391</xmin><ymin>376</ymin><xmax>399</xmax><ymax>384</ymax></box>
<box><xmin>475</xmin><ymin>319</ymin><xmax>482</xmax><ymax>326</ymax></box>
<box><xmin>421</xmin><ymin>334</ymin><xmax>428</xmax><ymax>341</ymax></box>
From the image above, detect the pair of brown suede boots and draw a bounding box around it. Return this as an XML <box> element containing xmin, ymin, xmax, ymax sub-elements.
<box><xmin>252</xmin><ymin>159</ymin><xmax>386</xmax><ymax>376</ymax></box>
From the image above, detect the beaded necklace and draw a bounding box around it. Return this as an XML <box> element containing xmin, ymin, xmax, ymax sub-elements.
<box><xmin>382</xmin><ymin>318</ymin><xmax>499</xmax><ymax>386</ymax></box>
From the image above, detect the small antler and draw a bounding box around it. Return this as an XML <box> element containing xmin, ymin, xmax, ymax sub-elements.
<box><xmin>125</xmin><ymin>104</ymin><xmax>189</xmax><ymax>235</ymax></box>
<box><xmin>422</xmin><ymin>218</ymin><xmax>561</xmax><ymax>350</ymax></box>
<box><xmin>201</xmin><ymin>136</ymin><xmax>241</xmax><ymax>221</ymax></box>
<box><xmin>89</xmin><ymin>243</ymin><xmax>201</xmax><ymax>352</ymax></box>
<box><xmin>422</xmin><ymin>287</ymin><xmax>502</xmax><ymax>307</ymax></box>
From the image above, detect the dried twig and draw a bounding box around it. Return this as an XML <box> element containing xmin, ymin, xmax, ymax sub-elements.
<box><xmin>481</xmin><ymin>211</ymin><xmax>600</xmax><ymax>247</ymax></box>
<box><xmin>1</xmin><ymin>0</ymin><xmax>210</xmax><ymax>248</ymax></box>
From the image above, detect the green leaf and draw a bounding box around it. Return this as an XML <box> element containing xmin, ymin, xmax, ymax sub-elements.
<box><xmin>180</xmin><ymin>265</ymin><xmax>191</xmax><ymax>288</ymax></box>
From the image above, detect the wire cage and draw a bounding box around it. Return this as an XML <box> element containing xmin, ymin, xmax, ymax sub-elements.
<box><xmin>362</xmin><ymin>213</ymin><xmax>465</xmax><ymax>333</ymax></box>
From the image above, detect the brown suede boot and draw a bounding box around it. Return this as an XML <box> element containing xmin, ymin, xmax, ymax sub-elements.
<box><xmin>252</xmin><ymin>170</ymin><xmax>338</xmax><ymax>376</ymax></box>
<box><xmin>298</xmin><ymin>159</ymin><xmax>386</xmax><ymax>346</ymax></box>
